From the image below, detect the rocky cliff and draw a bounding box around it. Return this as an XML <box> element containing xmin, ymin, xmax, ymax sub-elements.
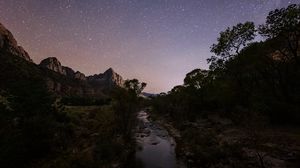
<box><xmin>38</xmin><ymin>56</ymin><xmax>125</xmax><ymax>95</ymax></box>
<box><xmin>0</xmin><ymin>23</ymin><xmax>32</xmax><ymax>62</ymax></box>
<box><xmin>63</xmin><ymin>66</ymin><xmax>76</xmax><ymax>78</ymax></box>
<box><xmin>39</xmin><ymin>57</ymin><xmax>87</xmax><ymax>81</ymax></box>
<box><xmin>1</xmin><ymin>22</ymin><xmax>125</xmax><ymax>98</ymax></box>
<box><xmin>38</xmin><ymin>57</ymin><xmax>124</xmax><ymax>87</ymax></box>
<box><xmin>74</xmin><ymin>71</ymin><xmax>86</xmax><ymax>80</ymax></box>
<box><xmin>88</xmin><ymin>68</ymin><xmax>124</xmax><ymax>87</ymax></box>
<box><xmin>39</xmin><ymin>57</ymin><xmax>67</xmax><ymax>75</ymax></box>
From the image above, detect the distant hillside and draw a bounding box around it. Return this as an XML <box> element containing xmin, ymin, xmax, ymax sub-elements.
<box><xmin>0</xmin><ymin>22</ymin><xmax>124</xmax><ymax>98</ymax></box>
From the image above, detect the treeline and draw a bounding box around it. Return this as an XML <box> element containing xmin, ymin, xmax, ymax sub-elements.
<box><xmin>152</xmin><ymin>4</ymin><xmax>300</xmax><ymax>125</ymax></box>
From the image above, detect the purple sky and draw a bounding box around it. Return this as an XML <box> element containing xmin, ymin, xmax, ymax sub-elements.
<box><xmin>0</xmin><ymin>0</ymin><xmax>298</xmax><ymax>93</ymax></box>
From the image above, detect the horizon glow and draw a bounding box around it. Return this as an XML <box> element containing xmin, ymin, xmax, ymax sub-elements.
<box><xmin>0</xmin><ymin>0</ymin><xmax>298</xmax><ymax>93</ymax></box>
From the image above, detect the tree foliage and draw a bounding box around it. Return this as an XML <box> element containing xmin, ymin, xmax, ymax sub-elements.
<box><xmin>112</xmin><ymin>79</ymin><xmax>146</xmax><ymax>141</ymax></box>
<box><xmin>259</xmin><ymin>4</ymin><xmax>300</xmax><ymax>63</ymax></box>
<box><xmin>152</xmin><ymin>4</ymin><xmax>300</xmax><ymax>125</ymax></box>
<box><xmin>124</xmin><ymin>79</ymin><xmax>147</xmax><ymax>95</ymax></box>
<box><xmin>210</xmin><ymin>22</ymin><xmax>256</xmax><ymax>60</ymax></box>
<box><xmin>184</xmin><ymin>69</ymin><xmax>209</xmax><ymax>89</ymax></box>
<box><xmin>259</xmin><ymin>4</ymin><xmax>300</xmax><ymax>38</ymax></box>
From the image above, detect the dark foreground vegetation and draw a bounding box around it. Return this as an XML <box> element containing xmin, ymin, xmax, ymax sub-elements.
<box><xmin>1</xmin><ymin>3</ymin><xmax>300</xmax><ymax>168</ymax></box>
<box><xmin>150</xmin><ymin>4</ymin><xmax>300</xmax><ymax>168</ymax></box>
<box><xmin>0</xmin><ymin>46</ymin><xmax>146</xmax><ymax>167</ymax></box>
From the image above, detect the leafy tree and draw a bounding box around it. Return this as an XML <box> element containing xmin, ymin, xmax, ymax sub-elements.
<box><xmin>259</xmin><ymin>4</ymin><xmax>300</xmax><ymax>38</ymax></box>
<box><xmin>210</xmin><ymin>21</ymin><xmax>256</xmax><ymax>58</ymax></box>
<box><xmin>209</xmin><ymin>22</ymin><xmax>256</xmax><ymax>70</ymax></box>
<box><xmin>112</xmin><ymin>79</ymin><xmax>146</xmax><ymax>141</ymax></box>
<box><xmin>170</xmin><ymin>85</ymin><xmax>185</xmax><ymax>93</ymax></box>
<box><xmin>184</xmin><ymin>69</ymin><xmax>209</xmax><ymax>89</ymax></box>
<box><xmin>259</xmin><ymin>4</ymin><xmax>300</xmax><ymax>63</ymax></box>
<box><xmin>124</xmin><ymin>79</ymin><xmax>147</xmax><ymax>95</ymax></box>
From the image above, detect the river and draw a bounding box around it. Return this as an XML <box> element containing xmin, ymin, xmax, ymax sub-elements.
<box><xmin>134</xmin><ymin>111</ymin><xmax>177</xmax><ymax>168</ymax></box>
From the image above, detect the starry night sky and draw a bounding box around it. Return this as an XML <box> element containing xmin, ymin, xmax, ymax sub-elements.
<box><xmin>0</xmin><ymin>0</ymin><xmax>298</xmax><ymax>93</ymax></box>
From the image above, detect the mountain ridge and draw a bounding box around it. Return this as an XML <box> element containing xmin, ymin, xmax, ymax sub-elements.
<box><xmin>0</xmin><ymin>22</ymin><xmax>124</xmax><ymax>98</ymax></box>
<box><xmin>0</xmin><ymin>23</ymin><xmax>32</xmax><ymax>62</ymax></box>
<box><xmin>39</xmin><ymin>57</ymin><xmax>124</xmax><ymax>87</ymax></box>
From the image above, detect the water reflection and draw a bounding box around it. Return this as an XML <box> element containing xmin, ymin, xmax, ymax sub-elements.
<box><xmin>134</xmin><ymin>111</ymin><xmax>176</xmax><ymax>168</ymax></box>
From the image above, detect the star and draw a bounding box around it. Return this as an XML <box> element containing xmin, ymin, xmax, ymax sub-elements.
<box><xmin>0</xmin><ymin>0</ymin><xmax>297</xmax><ymax>93</ymax></box>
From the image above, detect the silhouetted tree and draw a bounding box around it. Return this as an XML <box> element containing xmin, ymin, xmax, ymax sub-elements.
<box><xmin>112</xmin><ymin>79</ymin><xmax>146</xmax><ymax>141</ymax></box>
<box><xmin>209</xmin><ymin>22</ymin><xmax>256</xmax><ymax>70</ymax></box>
<box><xmin>184</xmin><ymin>69</ymin><xmax>209</xmax><ymax>89</ymax></box>
<box><xmin>124</xmin><ymin>79</ymin><xmax>147</xmax><ymax>95</ymax></box>
<box><xmin>152</xmin><ymin>4</ymin><xmax>300</xmax><ymax>126</ymax></box>
<box><xmin>259</xmin><ymin>4</ymin><xmax>300</xmax><ymax>63</ymax></box>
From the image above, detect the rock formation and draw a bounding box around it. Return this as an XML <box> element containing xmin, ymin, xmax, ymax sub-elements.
<box><xmin>1</xmin><ymin>22</ymin><xmax>125</xmax><ymax>97</ymax></box>
<box><xmin>74</xmin><ymin>71</ymin><xmax>86</xmax><ymax>80</ymax></box>
<box><xmin>39</xmin><ymin>57</ymin><xmax>67</xmax><ymax>75</ymax></box>
<box><xmin>39</xmin><ymin>58</ymin><xmax>87</xmax><ymax>80</ymax></box>
<box><xmin>63</xmin><ymin>66</ymin><xmax>76</xmax><ymax>78</ymax></box>
<box><xmin>39</xmin><ymin>57</ymin><xmax>124</xmax><ymax>91</ymax></box>
<box><xmin>88</xmin><ymin>68</ymin><xmax>124</xmax><ymax>88</ymax></box>
<box><xmin>0</xmin><ymin>23</ymin><xmax>32</xmax><ymax>62</ymax></box>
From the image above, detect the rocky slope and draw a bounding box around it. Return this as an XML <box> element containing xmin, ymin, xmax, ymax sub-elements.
<box><xmin>39</xmin><ymin>57</ymin><xmax>67</xmax><ymax>75</ymax></box>
<box><xmin>0</xmin><ymin>22</ymin><xmax>124</xmax><ymax>97</ymax></box>
<box><xmin>38</xmin><ymin>56</ymin><xmax>124</xmax><ymax>96</ymax></box>
<box><xmin>39</xmin><ymin>57</ymin><xmax>124</xmax><ymax>87</ymax></box>
<box><xmin>39</xmin><ymin>57</ymin><xmax>87</xmax><ymax>81</ymax></box>
<box><xmin>88</xmin><ymin>68</ymin><xmax>124</xmax><ymax>87</ymax></box>
<box><xmin>0</xmin><ymin>23</ymin><xmax>32</xmax><ymax>62</ymax></box>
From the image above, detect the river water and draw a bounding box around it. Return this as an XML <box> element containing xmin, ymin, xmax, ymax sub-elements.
<box><xmin>134</xmin><ymin>111</ymin><xmax>177</xmax><ymax>168</ymax></box>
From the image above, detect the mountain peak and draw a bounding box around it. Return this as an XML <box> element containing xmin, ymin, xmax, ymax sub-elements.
<box><xmin>43</xmin><ymin>57</ymin><xmax>59</xmax><ymax>62</ymax></box>
<box><xmin>104</xmin><ymin>67</ymin><xmax>114</xmax><ymax>74</ymax></box>
<box><xmin>88</xmin><ymin>67</ymin><xmax>124</xmax><ymax>87</ymax></box>
<box><xmin>39</xmin><ymin>57</ymin><xmax>86</xmax><ymax>80</ymax></box>
<box><xmin>0</xmin><ymin>22</ymin><xmax>32</xmax><ymax>62</ymax></box>
<box><xmin>39</xmin><ymin>57</ymin><xmax>67</xmax><ymax>75</ymax></box>
<box><xmin>107</xmin><ymin>67</ymin><xmax>114</xmax><ymax>71</ymax></box>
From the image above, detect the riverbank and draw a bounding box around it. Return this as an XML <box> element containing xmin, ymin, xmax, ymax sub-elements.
<box><xmin>151</xmin><ymin>111</ymin><xmax>300</xmax><ymax>168</ymax></box>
